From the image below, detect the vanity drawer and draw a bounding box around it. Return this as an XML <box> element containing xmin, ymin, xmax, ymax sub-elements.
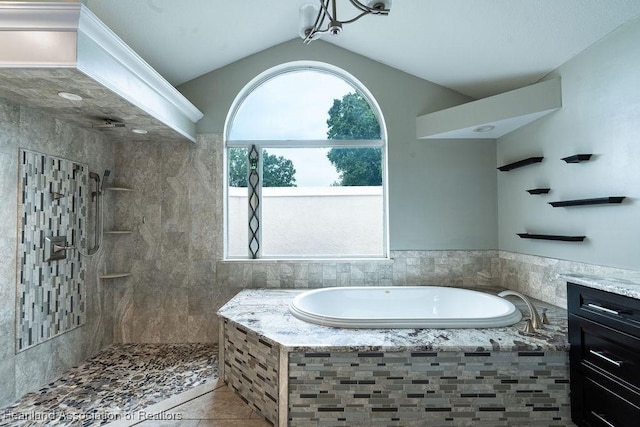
<box><xmin>568</xmin><ymin>283</ymin><xmax>640</xmax><ymax>336</ymax></box>
<box><xmin>581</xmin><ymin>376</ymin><xmax>640</xmax><ymax>427</ymax></box>
<box><xmin>569</xmin><ymin>314</ymin><xmax>640</xmax><ymax>394</ymax></box>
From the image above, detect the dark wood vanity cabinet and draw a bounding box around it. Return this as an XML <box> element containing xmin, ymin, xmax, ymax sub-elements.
<box><xmin>568</xmin><ymin>283</ymin><xmax>640</xmax><ymax>426</ymax></box>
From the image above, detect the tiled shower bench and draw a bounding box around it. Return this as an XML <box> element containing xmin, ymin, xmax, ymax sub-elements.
<box><xmin>217</xmin><ymin>289</ymin><xmax>571</xmax><ymax>427</ymax></box>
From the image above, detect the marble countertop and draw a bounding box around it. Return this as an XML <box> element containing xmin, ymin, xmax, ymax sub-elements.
<box><xmin>217</xmin><ymin>288</ymin><xmax>568</xmax><ymax>353</ymax></box>
<box><xmin>561</xmin><ymin>272</ymin><xmax>640</xmax><ymax>300</ymax></box>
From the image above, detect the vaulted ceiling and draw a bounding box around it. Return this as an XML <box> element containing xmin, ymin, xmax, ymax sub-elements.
<box><xmin>84</xmin><ymin>0</ymin><xmax>640</xmax><ymax>99</ymax></box>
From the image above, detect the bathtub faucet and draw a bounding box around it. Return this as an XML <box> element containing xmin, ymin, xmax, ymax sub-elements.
<box><xmin>498</xmin><ymin>290</ymin><xmax>543</xmax><ymax>330</ymax></box>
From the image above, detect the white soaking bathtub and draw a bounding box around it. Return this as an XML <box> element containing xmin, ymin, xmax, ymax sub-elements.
<box><xmin>289</xmin><ymin>286</ymin><xmax>522</xmax><ymax>328</ymax></box>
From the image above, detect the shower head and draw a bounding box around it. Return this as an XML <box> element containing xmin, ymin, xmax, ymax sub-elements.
<box><xmin>92</xmin><ymin>119</ymin><xmax>125</xmax><ymax>129</ymax></box>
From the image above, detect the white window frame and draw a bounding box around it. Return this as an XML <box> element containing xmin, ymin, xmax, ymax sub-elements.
<box><xmin>223</xmin><ymin>61</ymin><xmax>389</xmax><ymax>260</ymax></box>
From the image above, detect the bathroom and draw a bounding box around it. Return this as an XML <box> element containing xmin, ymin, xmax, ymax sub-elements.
<box><xmin>1</xmin><ymin>1</ymin><xmax>640</xmax><ymax>426</ymax></box>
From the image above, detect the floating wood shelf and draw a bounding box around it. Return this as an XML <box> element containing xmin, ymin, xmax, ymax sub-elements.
<box><xmin>549</xmin><ymin>197</ymin><xmax>625</xmax><ymax>207</ymax></box>
<box><xmin>498</xmin><ymin>157</ymin><xmax>544</xmax><ymax>171</ymax></box>
<box><xmin>99</xmin><ymin>272</ymin><xmax>132</xmax><ymax>279</ymax></box>
<box><xmin>105</xmin><ymin>186</ymin><xmax>133</xmax><ymax>192</ymax></box>
<box><xmin>104</xmin><ymin>230</ymin><xmax>134</xmax><ymax>235</ymax></box>
<box><xmin>562</xmin><ymin>154</ymin><xmax>592</xmax><ymax>163</ymax></box>
<box><xmin>518</xmin><ymin>233</ymin><xmax>586</xmax><ymax>242</ymax></box>
<box><xmin>527</xmin><ymin>188</ymin><xmax>551</xmax><ymax>195</ymax></box>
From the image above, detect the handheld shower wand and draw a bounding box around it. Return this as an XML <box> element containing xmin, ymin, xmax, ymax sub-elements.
<box><xmin>78</xmin><ymin>169</ymin><xmax>111</xmax><ymax>257</ymax></box>
<box><xmin>89</xmin><ymin>172</ymin><xmax>100</xmax><ymax>201</ymax></box>
<box><xmin>101</xmin><ymin>169</ymin><xmax>111</xmax><ymax>192</ymax></box>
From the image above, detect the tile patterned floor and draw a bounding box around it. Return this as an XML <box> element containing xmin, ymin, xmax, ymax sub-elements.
<box><xmin>0</xmin><ymin>344</ymin><xmax>221</xmax><ymax>427</ymax></box>
<box><xmin>136</xmin><ymin>384</ymin><xmax>271</xmax><ymax>427</ymax></box>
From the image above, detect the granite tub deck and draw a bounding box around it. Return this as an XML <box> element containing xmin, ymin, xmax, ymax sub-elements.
<box><xmin>217</xmin><ymin>288</ymin><xmax>572</xmax><ymax>427</ymax></box>
<box><xmin>0</xmin><ymin>344</ymin><xmax>218</xmax><ymax>427</ymax></box>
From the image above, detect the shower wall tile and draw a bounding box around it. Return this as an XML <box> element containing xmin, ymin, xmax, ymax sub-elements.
<box><xmin>189</xmin><ymin>202</ymin><xmax>218</xmax><ymax>260</ymax></box>
<box><xmin>80</xmin><ymin>250</ymin><xmax>113</xmax><ymax>357</ymax></box>
<box><xmin>0</xmin><ymin>96</ymin><xmax>115</xmax><ymax>407</ymax></box>
<box><xmin>16</xmin><ymin>150</ymin><xmax>87</xmax><ymax>351</ymax></box>
<box><xmin>0</xmin><ymin>152</ymin><xmax>18</xmax><ymax>237</ymax></box>
<box><xmin>0</xmin><ymin>350</ymin><xmax>14</xmax><ymax>404</ymax></box>
<box><xmin>134</xmin><ymin>203</ymin><xmax>162</xmax><ymax>261</ymax></box>
<box><xmin>113</xmin><ymin>134</ymin><xmax>222</xmax><ymax>344</ymax></box>
<box><xmin>113</xmin><ymin>284</ymin><xmax>134</xmax><ymax>343</ymax></box>
<box><xmin>0</xmin><ymin>100</ymin><xmax>20</xmax><ymax>151</ymax></box>
<box><xmin>14</xmin><ymin>340</ymin><xmax>55</xmax><ymax>398</ymax></box>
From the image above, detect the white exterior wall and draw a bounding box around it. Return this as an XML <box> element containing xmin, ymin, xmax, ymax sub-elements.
<box><xmin>228</xmin><ymin>186</ymin><xmax>383</xmax><ymax>257</ymax></box>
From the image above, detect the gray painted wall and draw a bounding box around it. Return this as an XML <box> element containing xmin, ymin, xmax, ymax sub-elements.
<box><xmin>497</xmin><ymin>16</ymin><xmax>640</xmax><ymax>270</ymax></box>
<box><xmin>178</xmin><ymin>39</ymin><xmax>499</xmax><ymax>251</ymax></box>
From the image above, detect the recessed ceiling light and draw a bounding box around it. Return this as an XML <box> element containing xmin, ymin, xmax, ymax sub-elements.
<box><xmin>473</xmin><ymin>125</ymin><xmax>495</xmax><ymax>133</ymax></box>
<box><xmin>131</xmin><ymin>129</ymin><xmax>148</xmax><ymax>135</ymax></box>
<box><xmin>58</xmin><ymin>92</ymin><xmax>83</xmax><ymax>101</ymax></box>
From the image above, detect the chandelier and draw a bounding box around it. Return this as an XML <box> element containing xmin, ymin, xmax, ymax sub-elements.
<box><xmin>299</xmin><ymin>0</ymin><xmax>392</xmax><ymax>43</ymax></box>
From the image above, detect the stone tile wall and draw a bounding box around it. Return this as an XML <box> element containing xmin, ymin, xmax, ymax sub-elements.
<box><xmin>222</xmin><ymin>319</ymin><xmax>279</xmax><ymax>425</ymax></box>
<box><xmin>16</xmin><ymin>150</ymin><xmax>87</xmax><ymax>351</ymax></box>
<box><xmin>220</xmin><ymin>319</ymin><xmax>571</xmax><ymax>427</ymax></box>
<box><xmin>0</xmin><ymin>97</ymin><xmax>115</xmax><ymax>407</ymax></box>
<box><xmin>498</xmin><ymin>251</ymin><xmax>640</xmax><ymax>308</ymax></box>
<box><xmin>111</xmin><ymin>134</ymin><xmax>222</xmax><ymax>343</ymax></box>
<box><xmin>289</xmin><ymin>350</ymin><xmax>571</xmax><ymax>427</ymax></box>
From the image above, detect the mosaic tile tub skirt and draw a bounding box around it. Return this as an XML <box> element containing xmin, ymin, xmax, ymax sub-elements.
<box><xmin>0</xmin><ymin>344</ymin><xmax>218</xmax><ymax>427</ymax></box>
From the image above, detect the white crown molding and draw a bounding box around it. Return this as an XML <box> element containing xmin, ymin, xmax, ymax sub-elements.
<box><xmin>0</xmin><ymin>2</ymin><xmax>81</xmax><ymax>30</ymax></box>
<box><xmin>0</xmin><ymin>1</ymin><xmax>203</xmax><ymax>142</ymax></box>
<box><xmin>77</xmin><ymin>6</ymin><xmax>203</xmax><ymax>123</ymax></box>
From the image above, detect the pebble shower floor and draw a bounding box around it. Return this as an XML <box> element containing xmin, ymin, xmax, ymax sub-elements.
<box><xmin>0</xmin><ymin>344</ymin><xmax>218</xmax><ymax>427</ymax></box>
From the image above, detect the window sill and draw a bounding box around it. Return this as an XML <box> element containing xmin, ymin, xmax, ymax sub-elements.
<box><xmin>221</xmin><ymin>257</ymin><xmax>393</xmax><ymax>264</ymax></box>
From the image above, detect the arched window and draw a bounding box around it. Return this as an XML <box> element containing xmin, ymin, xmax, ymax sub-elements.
<box><xmin>224</xmin><ymin>62</ymin><xmax>387</xmax><ymax>259</ymax></box>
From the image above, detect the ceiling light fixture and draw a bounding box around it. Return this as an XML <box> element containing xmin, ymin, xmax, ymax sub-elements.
<box><xmin>131</xmin><ymin>128</ymin><xmax>148</xmax><ymax>134</ymax></box>
<box><xmin>473</xmin><ymin>125</ymin><xmax>496</xmax><ymax>133</ymax></box>
<box><xmin>299</xmin><ymin>0</ymin><xmax>392</xmax><ymax>43</ymax></box>
<box><xmin>58</xmin><ymin>92</ymin><xmax>83</xmax><ymax>101</ymax></box>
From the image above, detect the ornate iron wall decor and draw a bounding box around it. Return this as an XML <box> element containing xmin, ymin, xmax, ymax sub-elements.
<box><xmin>248</xmin><ymin>145</ymin><xmax>260</xmax><ymax>258</ymax></box>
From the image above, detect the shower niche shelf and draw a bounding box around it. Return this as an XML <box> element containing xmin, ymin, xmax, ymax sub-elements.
<box><xmin>549</xmin><ymin>197</ymin><xmax>625</xmax><ymax>207</ymax></box>
<box><xmin>105</xmin><ymin>186</ymin><xmax>133</xmax><ymax>192</ymax></box>
<box><xmin>497</xmin><ymin>156</ymin><xmax>543</xmax><ymax>171</ymax></box>
<box><xmin>100</xmin><ymin>272</ymin><xmax>132</xmax><ymax>280</ymax></box>
<box><xmin>517</xmin><ymin>233</ymin><xmax>586</xmax><ymax>242</ymax></box>
<box><xmin>102</xmin><ymin>182</ymin><xmax>133</xmax><ymax>281</ymax></box>
<box><xmin>105</xmin><ymin>230</ymin><xmax>133</xmax><ymax>235</ymax></box>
